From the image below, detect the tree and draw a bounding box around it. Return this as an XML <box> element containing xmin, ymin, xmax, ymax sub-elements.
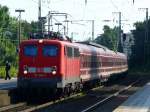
<box><xmin>30</xmin><ymin>21</ymin><xmax>38</xmax><ymax>33</ymax></box>
<box><xmin>0</xmin><ymin>5</ymin><xmax>9</xmax><ymax>29</ymax></box>
<box><xmin>0</xmin><ymin>5</ymin><xmax>38</xmax><ymax>66</ymax></box>
<box><xmin>130</xmin><ymin>20</ymin><xmax>150</xmax><ymax>70</ymax></box>
<box><xmin>94</xmin><ymin>25</ymin><xmax>118</xmax><ymax>51</ymax></box>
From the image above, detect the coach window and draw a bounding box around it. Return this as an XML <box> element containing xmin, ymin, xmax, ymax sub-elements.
<box><xmin>24</xmin><ymin>45</ymin><xmax>37</xmax><ymax>56</ymax></box>
<box><xmin>43</xmin><ymin>45</ymin><xmax>58</xmax><ymax>56</ymax></box>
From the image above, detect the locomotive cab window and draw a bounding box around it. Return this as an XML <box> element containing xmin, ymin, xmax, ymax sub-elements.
<box><xmin>24</xmin><ymin>45</ymin><xmax>37</xmax><ymax>56</ymax></box>
<box><xmin>43</xmin><ymin>45</ymin><xmax>58</xmax><ymax>56</ymax></box>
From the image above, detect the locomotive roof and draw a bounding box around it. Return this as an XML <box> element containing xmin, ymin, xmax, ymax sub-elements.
<box><xmin>21</xmin><ymin>39</ymin><xmax>127</xmax><ymax>59</ymax></box>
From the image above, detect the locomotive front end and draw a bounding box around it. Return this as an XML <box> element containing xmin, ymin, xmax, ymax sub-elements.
<box><xmin>17</xmin><ymin>39</ymin><xmax>63</xmax><ymax>91</ymax></box>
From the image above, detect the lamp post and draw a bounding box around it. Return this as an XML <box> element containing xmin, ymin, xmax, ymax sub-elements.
<box><xmin>15</xmin><ymin>9</ymin><xmax>25</xmax><ymax>47</ymax></box>
<box><xmin>112</xmin><ymin>12</ymin><xmax>122</xmax><ymax>52</ymax></box>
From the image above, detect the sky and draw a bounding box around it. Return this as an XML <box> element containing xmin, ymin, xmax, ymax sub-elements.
<box><xmin>0</xmin><ymin>0</ymin><xmax>150</xmax><ymax>41</ymax></box>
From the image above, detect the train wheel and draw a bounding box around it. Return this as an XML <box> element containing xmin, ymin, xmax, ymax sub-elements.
<box><xmin>67</xmin><ymin>87</ymin><xmax>71</xmax><ymax>96</ymax></box>
<box><xmin>74</xmin><ymin>82</ymin><xmax>82</xmax><ymax>93</ymax></box>
<box><xmin>63</xmin><ymin>87</ymin><xmax>71</xmax><ymax>97</ymax></box>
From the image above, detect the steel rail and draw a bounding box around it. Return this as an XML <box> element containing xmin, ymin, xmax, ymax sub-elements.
<box><xmin>80</xmin><ymin>79</ymin><xmax>140</xmax><ymax>112</ymax></box>
<box><xmin>20</xmin><ymin>92</ymin><xmax>84</xmax><ymax>112</ymax></box>
<box><xmin>19</xmin><ymin>85</ymin><xmax>104</xmax><ymax>112</ymax></box>
<box><xmin>0</xmin><ymin>103</ymin><xmax>26</xmax><ymax>112</ymax></box>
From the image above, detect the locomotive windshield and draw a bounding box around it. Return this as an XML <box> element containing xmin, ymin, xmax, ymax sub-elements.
<box><xmin>24</xmin><ymin>45</ymin><xmax>37</xmax><ymax>56</ymax></box>
<box><xmin>43</xmin><ymin>45</ymin><xmax>58</xmax><ymax>56</ymax></box>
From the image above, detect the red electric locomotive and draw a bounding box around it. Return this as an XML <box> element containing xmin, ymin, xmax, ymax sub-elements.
<box><xmin>17</xmin><ymin>33</ymin><xmax>128</xmax><ymax>94</ymax></box>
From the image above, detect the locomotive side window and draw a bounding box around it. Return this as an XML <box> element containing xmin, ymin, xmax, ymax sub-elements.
<box><xmin>66</xmin><ymin>47</ymin><xmax>73</xmax><ymax>57</ymax></box>
<box><xmin>24</xmin><ymin>45</ymin><xmax>37</xmax><ymax>56</ymax></box>
<box><xmin>65</xmin><ymin>46</ymin><xmax>79</xmax><ymax>58</ymax></box>
<box><xmin>43</xmin><ymin>45</ymin><xmax>58</xmax><ymax>56</ymax></box>
<box><xmin>74</xmin><ymin>48</ymin><xmax>80</xmax><ymax>57</ymax></box>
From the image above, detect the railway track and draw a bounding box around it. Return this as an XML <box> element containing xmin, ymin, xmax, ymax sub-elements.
<box><xmin>0</xmin><ymin>91</ymin><xmax>85</xmax><ymax>112</ymax></box>
<box><xmin>0</xmin><ymin>103</ymin><xmax>26</xmax><ymax>112</ymax></box>
<box><xmin>81</xmin><ymin>79</ymin><xmax>140</xmax><ymax>112</ymax></box>
<box><xmin>34</xmin><ymin>74</ymin><xmax>143</xmax><ymax>112</ymax></box>
<box><xmin>0</xmin><ymin>74</ymin><xmax>148</xmax><ymax>112</ymax></box>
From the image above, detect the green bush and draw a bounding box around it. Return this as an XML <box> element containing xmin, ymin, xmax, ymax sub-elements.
<box><xmin>0</xmin><ymin>66</ymin><xmax>17</xmax><ymax>78</ymax></box>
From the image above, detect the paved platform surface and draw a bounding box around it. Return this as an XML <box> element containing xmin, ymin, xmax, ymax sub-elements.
<box><xmin>114</xmin><ymin>82</ymin><xmax>150</xmax><ymax>112</ymax></box>
<box><xmin>0</xmin><ymin>78</ymin><xmax>17</xmax><ymax>90</ymax></box>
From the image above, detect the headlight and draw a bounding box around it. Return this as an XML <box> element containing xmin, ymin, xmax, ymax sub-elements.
<box><xmin>24</xmin><ymin>70</ymin><xmax>28</xmax><ymax>74</ymax></box>
<box><xmin>23</xmin><ymin>65</ymin><xmax>28</xmax><ymax>74</ymax></box>
<box><xmin>52</xmin><ymin>70</ymin><xmax>56</xmax><ymax>75</ymax></box>
<box><xmin>51</xmin><ymin>66</ymin><xmax>57</xmax><ymax>75</ymax></box>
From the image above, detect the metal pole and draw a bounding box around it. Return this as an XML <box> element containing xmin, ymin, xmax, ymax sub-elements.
<box><xmin>48</xmin><ymin>11</ymin><xmax>54</xmax><ymax>31</ymax></box>
<box><xmin>112</xmin><ymin>12</ymin><xmax>123</xmax><ymax>52</ymax></box>
<box><xmin>38</xmin><ymin>0</ymin><xmax>41</xmax><ymax>32</ymax></box>
<box><xmin>50</xmin><ymin>15</ymin><xmax>53</xmax><ymax>31</ymax></box>
<box><xmin>92</xmin><ymin>20</ymin><xmax>94</xmax><ymax>41</ymax></box>
<box><xmin>15</xmin><ymin>9</ymin><xmax>25</xmax><ymax>47</ymax></box>
<box><xmin>64</xmin><ymin>26</ymin><xmax>66</xmax><ymax>35</ymax></box>
<box><xmin>145</xmin><ymin>8</ymin><xmax>148</xmax><ymax>65</ymax></box>
<box><xmin>48</xmin><ymin>11</ymin><xmax>50</xmax><ymax>32</ymax></box>
<box><xmin>55</xmin><ymin>23</ymin><xmax>62</xmax><ymax>32</ymax></box>
<box><xmin>65</xmin><ymin>15</ymin><xmax>68</xmax><ymax>35</ymax></box>
<box><xmin>18</xmin><ymin>13</ymin><xmax>21</xmax><ymax>45</ymax></box>
<box><xmin>38</xmin><ymin>0</ymin><xmax>41</xmax><ymax>21</ymax></box>
<box><xmin>118</xmin><ymin>12</ymin><xmax>122</xmax><ymax>50</ymax></box>
<box><xmin>71</xmin><ymin>32</ymin><xmax>73</xmax><ymax>40</ymax></box>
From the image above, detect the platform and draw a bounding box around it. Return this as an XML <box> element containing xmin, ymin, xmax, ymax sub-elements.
<box><xmin>114</xmin><ymin>82</ymin><xmax>150</xmax><ymax>112</ymax></box>
<box><xmin>0</xmin><ymin>78</ymin><xmax>17</xmax><ymax>107</ymax></box>
<box><xmin>0</xmin><ymin>78</ymin><xmax>17</xmax><ymax>90</ymax></box>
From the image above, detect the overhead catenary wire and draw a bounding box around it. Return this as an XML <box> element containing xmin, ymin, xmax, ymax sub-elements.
<box><xmin>109</xmin><ymin>0</ymin><xmax>119</xmax><ymax>11</ymax></box>
<box><xmin>31</xmin><ymin>0</ymin><xmax>52</xmax><ymax>11</ymax></box>
<box><xmin>31</xmin><ymin>0</ymin><xmax>75</xmax><ymax>35</ymax></box>
<box><xmin>109</xmin><ymin>0</ymin><xmax>132</xmax><ymax>22</ymax></box>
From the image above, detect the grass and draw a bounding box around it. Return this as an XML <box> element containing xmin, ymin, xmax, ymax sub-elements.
<box><xmin>0</xmin><ymin>66</ymin><xmax>18</xmax><ymax>78</ymax></box>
